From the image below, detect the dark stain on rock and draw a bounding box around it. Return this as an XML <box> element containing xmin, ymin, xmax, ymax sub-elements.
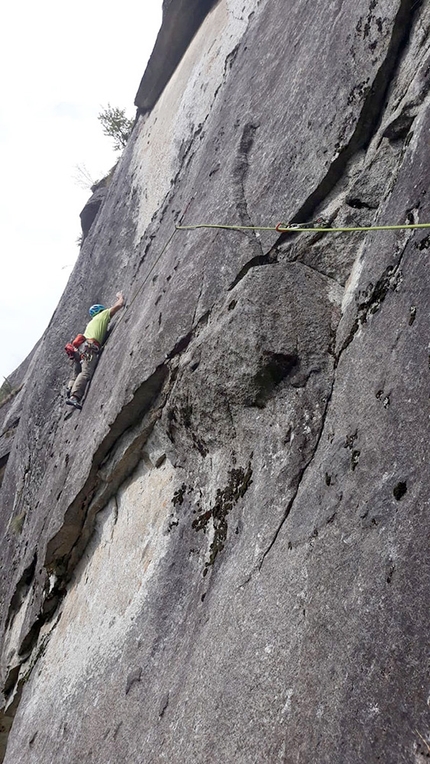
<box><xmin>172</xmin><ymin>483</ymin><xmax>187</xmax><ymax>507</ymax></box>
<box><xmin>158</xmin><ymin>692</ymin><xmax>169</xmax><ymax>718</ymax></box>
<box><xmin>190</xmin><ymin>432</ymin><xmax>209</xmax><ymax>457</ymax></box>
<box><xmin>358</xmin><ymin>265</ymin><xmax>403</xmax><ymax>319</ymax></box>
<box><xmin>5</xmin><ymin>552</ymin><xmax>37</xmax><ymax>630</ymax></box>
<box><xmin>346</xmin><ymin>79</ymin><xmax>370</xmax><ymax>106</ymax></box>
<box><xmin>383</xmin><ymin>110</ymin><xmax>416</xmax><ymax>142</ymax></box>
<box><xmin>416</xmin><ymin>234</ymin><xmax>430</xmax><ymax>250</ymax></box>
<box><xmin>4</xmin><ymin>665</ymin><xmax>20</xmax><ymax>700</ymax></box>
<box><xmin>192</xmin><ymin>462</ymin><xmax>253</xmax><ymax>573</ymax></box>
<box><xmin>166</xmin><ymin>408</ymin><xmax>177</xmax><ymax>442</ymax></box>
<box><xmin>233</xmin><ymin>121</ymin><xmax>260</xmax><ymax>223</ymax></box>
<box><xmin>180</xmin><ymin>400</ymin><xmax>192</xmax><ymax>429</ymax></box>
<box><xmin>167</xmin><ymin>517</ymin><xmax>179</xmax><ymax>532</ymax></box>
<box><xmin>376</xmin><ymin>390</ymin><xmax>391</xmax><ymax>408</ymax></box>
<box><xmin>125</xmin><ymin>667</ymin><xmax>142</xmax><ymax>695</ymax></box>
<box><xmin>165</xmin><ymin>330</ymin><xmax>193</xmax><ymax>360</ymax></box>
<box><xmin>252</xmin><ymin>353</ymin><xmax>299</xmax><ymax>408</ymax></box>
<box><xmin>339</xmin><ymin>261</ymin><xmax>405</xmax><ymax>357</ymax></box>
<box><xmin>154</xmin><ymin>453</ymin><xmax>166</xmax><ymax>468</ymax></box>
<box><xmin>393</xmin><ymin>481</ymin><xmax>407</xmax><ymax>501</ymax></box>
<box><xmin>344</xmin><ymin>430</ymin><xmax>358</xmax><ymax>450</ymax></box>
<box><xmin>346</xmin><ymin>196</ymin><xmax>377</xmax><ymax>210</ymax></box>
<box><xmin>224</xmin><ymin>43</ymin><xmax>240</xmax><ymax>74</ymax></box>
<box><xmin>385</xmin><ymin>560</ymin><xmax>396</xmax><ymax>584</ymax></box>
<box><xmin>351</xmin><ymin>449</ymin><xmax>361</xmax><ymax>471</ymax></box>
<box><xmin>28</xmin><ymin>731</ymin><xmax>38</xmax><ymax>746</ymax></box>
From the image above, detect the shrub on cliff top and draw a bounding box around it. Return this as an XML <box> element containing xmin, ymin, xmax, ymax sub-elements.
<box><xmin>98</xmin><ymin>105</ymin><xmax>134</xmax><ymax>152</ymax></box>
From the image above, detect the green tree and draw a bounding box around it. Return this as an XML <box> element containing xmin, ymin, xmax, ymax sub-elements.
<box><xmin>98</xmin><ymin>105</ymin><xmax>134</xmax><ymax>152</ymax></box>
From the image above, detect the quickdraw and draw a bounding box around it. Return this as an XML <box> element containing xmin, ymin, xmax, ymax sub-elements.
<box><xmin>275</xmin><ymin>217</ymin><xmax>330</xmax><ymax>232</ymax></box>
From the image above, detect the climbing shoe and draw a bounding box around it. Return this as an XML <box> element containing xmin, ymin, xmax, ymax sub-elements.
<box><xmin>66</xmin><ymin>396</ymin><xmax>82</xmax><ymax>410</ymax></box>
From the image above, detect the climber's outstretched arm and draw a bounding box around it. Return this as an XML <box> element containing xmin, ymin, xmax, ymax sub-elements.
<box><xmin>109</xmin><ymin>292</ymin><xmax>125</xmax><ymax>317</ymax></box>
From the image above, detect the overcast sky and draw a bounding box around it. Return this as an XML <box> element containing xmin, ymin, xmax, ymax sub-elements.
<box><xmin>0</xmin><ymin>0</ymin><xmax>162</xmax><ymax>383</ymax></box>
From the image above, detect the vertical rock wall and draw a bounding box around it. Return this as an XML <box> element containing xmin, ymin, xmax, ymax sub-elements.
<box><xmin>1</xmin><ymin>0</ymin><xmax>429</xmax><ymax>761</ymax></box>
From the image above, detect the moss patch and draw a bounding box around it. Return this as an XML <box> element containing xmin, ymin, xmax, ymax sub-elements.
<box><xmin>192</xmin><ymin>462</ymin><xmax>253</xmax><ymax>574</ymax></box>
<box><xmin>0</xmin><ymin>383</ymin><xmax>23</xmax><ymax>409</ymax></box>
<box><xmin>9</xmin><ymin>512</ymin><xmax>26</xmax><ymax>536</ymax></box>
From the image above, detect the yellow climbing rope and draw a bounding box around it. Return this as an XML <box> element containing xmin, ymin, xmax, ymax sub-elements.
<box><xmin>176</xmin><ymin>222</ymin><xmax>430</xmax><ymax>234</ymax></box>
<box><xmin>111</xmin><ymin>218</ymin><xmax>429</xmax><ymax>327</ymax></box>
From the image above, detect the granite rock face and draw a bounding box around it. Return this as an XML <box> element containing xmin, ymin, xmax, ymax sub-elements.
<box><xmin>1</xmin><ymin>0</ymin><xmax>430</xmax><ymax>762</ymax></box>
<box><xmin>79</xmin><ymin>187</ymin><xmax>107</xmax><ymax>240</ymax></box>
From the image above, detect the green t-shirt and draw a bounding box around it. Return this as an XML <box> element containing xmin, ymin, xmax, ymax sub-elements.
<box><xmin>84</xmin><ymin>309</ymin><xmax>111</xmax><ymax>344</ymax></box>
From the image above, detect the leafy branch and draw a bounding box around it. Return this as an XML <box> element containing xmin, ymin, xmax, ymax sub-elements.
<box><xmin>98</xmin><ymin>104</ymin><xmax>134</xmax><ymax>152</ymax></box>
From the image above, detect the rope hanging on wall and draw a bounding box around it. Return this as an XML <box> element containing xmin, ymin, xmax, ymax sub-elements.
<box><xmin>175</xmin><ymin>221</ymin><xmax>430</xmax><ymax>234</ymax></box>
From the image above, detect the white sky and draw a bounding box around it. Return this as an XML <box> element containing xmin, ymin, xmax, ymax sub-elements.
<box><xmin>0</xmin><ymin>0</ymin><xmax>162</xmax><ymax>383</ymax></box>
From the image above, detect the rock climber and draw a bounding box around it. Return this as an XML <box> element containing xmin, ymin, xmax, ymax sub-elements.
<box><xmin>65</xmin><ymin>292</ymin><xmax>125</xmax><ymax>410</ymax></box>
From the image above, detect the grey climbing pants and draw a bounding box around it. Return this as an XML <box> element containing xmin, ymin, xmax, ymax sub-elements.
<box><xmin>69</xmin><ymin>352</ymin><xmax>99</xmax><ymax>401</ymax></box>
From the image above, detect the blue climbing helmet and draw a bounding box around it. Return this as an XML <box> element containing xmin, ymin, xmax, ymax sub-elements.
<box><xmin>89</xmin><ymin>304</ymin><xmax>105</xmax><ymax>318</ymax></box>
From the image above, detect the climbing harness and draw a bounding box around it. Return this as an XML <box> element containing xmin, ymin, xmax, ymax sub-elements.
<box><xmin>79</xmin><ymin>339</ymin><xmax>101</xmax><ymax>362</ymax></box>
<box><xmin>64</xmin><ymin>336</ymin><xmax>100</xmax><ymax>361</ymax></box>
<box><xmin>175</xmin><ymin>220</ymin><xmax>430</xmax><ymax>234</ymax></box>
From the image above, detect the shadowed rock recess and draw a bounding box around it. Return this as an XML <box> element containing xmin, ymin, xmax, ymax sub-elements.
<box><xmin>1</xmin><ymin>0</ymin><xmax>430</xmax><ymax>761</ymax></box>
